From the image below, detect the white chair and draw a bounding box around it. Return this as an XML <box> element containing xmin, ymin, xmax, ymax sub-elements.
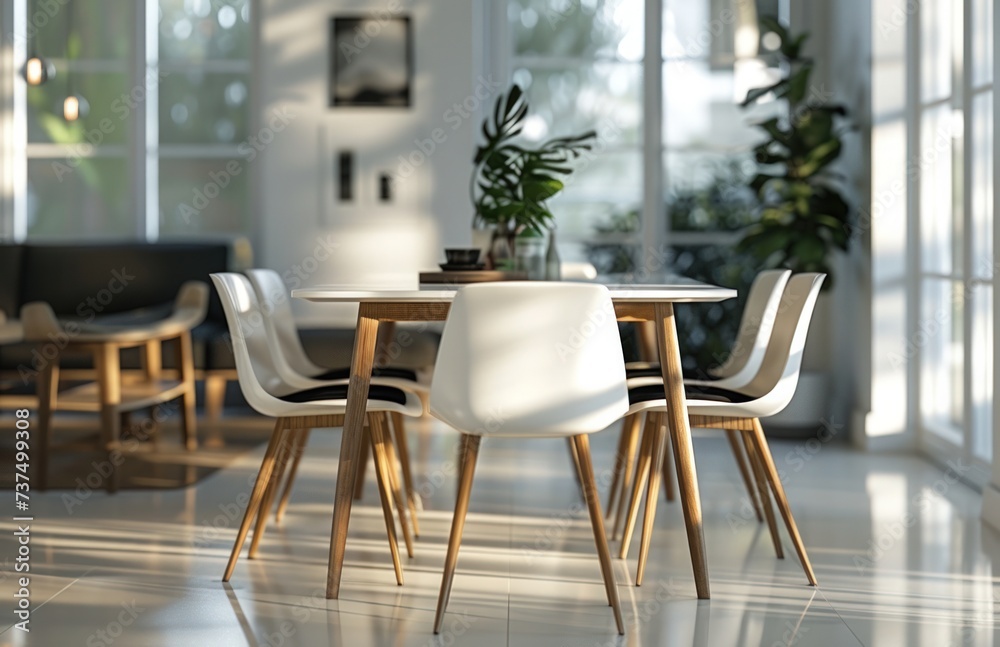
<box><xmin>245</xmin><ymin>268</ymin><xmax>426</xmax><ymax>534</ymax></box>
<box><xmin>430</xmin><ymin>282</ymin><xmax>628</xmax><ymax>636</ymax></box>
<box><xmin>606</xmin><ymin>269</ymin><xmax>792</xmax><ymax>536</ymax></box>
<box><xmin>619</xmin><ymin>273</ymin><xmax>825</xmax><ymax>587</ymax></box>
<box><xmin>211</xmin><ymin>273</ymin><xmax>423</xmax><ymax>586</ymax></box>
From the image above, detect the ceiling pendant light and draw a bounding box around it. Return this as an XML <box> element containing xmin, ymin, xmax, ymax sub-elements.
<box><xmin>62</xmin><ymin>0</ymin><xmax>87</xmax><ymax>121</ymax></box>
<box><xmin>23</xmin><ymin>55</ymin><xmax>55</xmax><ymax>86</ymax></box>
<box><xmin>20</xmin><ymin>8</ymin><xmax>54</xmax><ymax>85</ymax></box>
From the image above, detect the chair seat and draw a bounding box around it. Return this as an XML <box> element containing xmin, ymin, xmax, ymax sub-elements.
<box><xmin>279</xmin><ymin>383</ymin><xmax>408</xmax><ymax>406</ymax></box>
<box><xmin>311</xmin><ymin>366</ymin><xmax>419</xmax><ymax>382</ymax></box>
<box><xmin>627</xmin><ymin>383</ymin><xmax>755</xmax><ymax>406</ymax></box>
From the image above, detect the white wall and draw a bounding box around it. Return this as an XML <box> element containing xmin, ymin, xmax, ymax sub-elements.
<box><xmin>257</xmin><ymin>0</ymin><xmax>483</xmax><ymax>325</ymax></box>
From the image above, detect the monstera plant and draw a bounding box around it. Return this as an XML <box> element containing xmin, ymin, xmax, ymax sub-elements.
<box><xmin>472</xmin><ymin>85</ymin><xmax>596</xmax><ymax>234</ymax></box>
<box><xmin>739</xmin><ymin>17</ymin><xmax>853</xmax><ymax>286</ymax></box>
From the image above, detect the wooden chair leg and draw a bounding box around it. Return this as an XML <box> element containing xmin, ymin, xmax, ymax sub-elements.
<box><xmin>742</xmin><ymin>429</ymin><xmax>784</xmax><ymax>559</ymax></box>
<box><xmin>275</xmin><ymin>429</ymin><xmax>311</xmax><ymax>523</ymax></box>
<box><xmin>612</xmin><ymin>413</ymin><xmax>642</xmax><ymax>540</ymax></box>
<box><xmin>726</xmin><ymin>428</ymin><xmax>763</xmax><ymax>523</ymax></box>
<box><xmin>750</xmin><ymin>418</ymin><xmax>817</xmax><ymax>585</ymax></box>
<box><xmin>568</xmin><ymin>436</ymin><xmax>584</xmax><ymax>491</ymax></box>
<box><xmin>390</xmin><ymin>411</ymin><xmax>420</xmax><ymax>537</ymax></box>
<box><xmin>611</xmin><ymin>414</ymin><xmax>643</xmax><ymax>541</ymax></box>
<box><xmin>248</xmin><ymin>428</ymin><xmax>296</xmax><ymax>558</ymax></box>
<box><xmin>434</xmin><ymin>434</ymin><xmax>481</xmax><ymax>634</ymax></box>
<box><xmin>368</xmin><ymin>414</ymin><xmax>405</xmax><ymax>585</ymax></box>
<box><xmin>573</xmin><ymin>434</ymin><xmax>625</xmax><ymax>634</ymax></box>
<box><xmin>605</xmin><ymin>418</ymin><xmax>630</xmax><ymax>520</ymax></box>
<box><xmin>619</xmin><ymin>413</ymin><xmax>655</xmax><ymax>558</ymax></box>
<box><xmin>374</xmin><ymin>413</ymin><xmax>413</xmax><ymax>559</ymax></box>
<box><xmin>223</xmin><ymin>419</ymin><xmax>286</xmax><ymax>582</ymax></box>
<box><xmin>636</xmin><ymin>414</ymin><xmax>667</xmax><ymax>586</ymax></box>
<box><xmin>662</xmin><ymin>419</ymin><xmax>675</xmax><ymax>502</ymax></box>
<box><xmin>36</xmin><ymin>360</ymin><xmax>59</xmax><ymax>491</ymax></box>
<box><xmin>354</xmin><ymin>426</ymin><xmax>371</xmax><ymax>500</ymax></box>
<box><xmin>204</xmin><ymin>373</ymin><xmax>227</xmax><ymax>421</ymax></box>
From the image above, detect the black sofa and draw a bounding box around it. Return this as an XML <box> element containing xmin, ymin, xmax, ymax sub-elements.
<box><xmin>0</xmin><ymin>242</ymin><xmax>233</xmax><ymax>374</ymax></box>
<box><xmin>0</xmin><ymin>242</ymin><xmax>440</xmax><ymax>415</ymax></box>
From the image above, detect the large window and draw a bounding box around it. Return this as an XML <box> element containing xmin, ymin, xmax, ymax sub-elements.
<box><xmin>15</xmin><ymin>0</ymin><xmax>253</xmax><ymax>241</ymax></box>
<box><xmin>915</xmin><ymin>0</ymin><xmax>994</xmax><ymax>469</ymax></box>
<box><xmin>506</xmin><ymin>0</ymin><xmax>782</xmax><ymax>366</ymax></box>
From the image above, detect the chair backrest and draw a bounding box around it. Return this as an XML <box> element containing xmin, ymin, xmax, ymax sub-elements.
<box><xmin>740</xmin><ymin>273</ymin><xmax>826</xmax><ymax>413</ymax></box>
<box><xmin>245</xmin><ymin>268</ymin><xmax>323</xmax><ymax>377</ymax></box>
<box><xmin>210</xmin><ymin>273</ymin><xmax>296</xmax><ymax>414</ymax></box>
<box><xmin>561</xmin><ymin>261</ymin><xmax>598</xmax><ymax>281</ymax></box>
<box><xmin>710</xmin><ymin>269</ymin><xmax>791</xmax><ymax>383</ymax></box>
<box><xmin>430</xmin><ymin>282</ymin><xmax>629</xmax><ymax>437</ymax></box>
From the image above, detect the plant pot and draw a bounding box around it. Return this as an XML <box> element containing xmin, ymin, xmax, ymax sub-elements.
<box><xmin>514</xmin><ymin>232</ymin><xmax>546</xmax><ymax>279</ymax></box>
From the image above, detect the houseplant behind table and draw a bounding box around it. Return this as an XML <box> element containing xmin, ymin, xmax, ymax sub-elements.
<box><xmin>470</xmin><ymin>84</ymin><xmax>596</xmax><ymax>274</ymax></box>
<box><xmin>738</xmin><ymin>17</ymin><xmax>854</xmax><ymax>435</ymax></box>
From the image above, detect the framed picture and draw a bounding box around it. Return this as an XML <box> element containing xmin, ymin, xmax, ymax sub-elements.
<box><xmin>329</xmin><ymin>16</ymin><xmax>412</xmax><ymax>108</ymax></box>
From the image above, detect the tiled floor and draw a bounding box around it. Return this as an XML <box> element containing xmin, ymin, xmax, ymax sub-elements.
<box><xmin>0</xmin><ymin>415</ymin><xmax>997</xmax><ymax>646</ymax></box>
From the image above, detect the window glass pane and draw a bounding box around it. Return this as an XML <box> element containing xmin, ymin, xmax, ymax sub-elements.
<box><xmin>664</xmin><ymin>60</ymin><xmax>779</xmax><ymax>150</ymax></box>
<box><xmin>665</xmin><ymin>155</ymin><xmax>757</xmax><ymax>232</ymax></box>
<box><xmin>29</xmin><ymin>0</ymin><xmax>133</xmax><ymax>60</ymax></box>
<box><xmin>971</xmin><ymin>91</ymin><xmax>993</xmax><ymax>278</ymax></box>
<box><xmin>158</xmin><ymin>0</ymin><xmax>252</xmax><ymax>62</ymax></box>
<box><xmin>159</xmin><ymin>72</ymin><xmax>250</xmax><ymax>144</ymax></box>
<box><xmin>919</xmin><ymin>104</ymin><xmax>955</xmax><ymax>275</ymax></box>
<box><xmin>920</xmin><ymin>279</ymin><xmax>964</xmax><ymax>442</ymax></box>
<box><xmin>513</xmin><ymin>64</ymin><xmax>642</xmax><ymax>146</ymax></box>
<box><xmin>971</xmin><ymin>285</ymin><xmax>993</xmax><ymax>461</ymax></box>
<box><xmin>972</xmin><ymin>0</ymin><xmax>993</xmax><ymax>86</ymax></box>
<box><xmin>552</xmin><ymin>150</ymin><xmax>642</xmax><ymax>203</ymax></box>
<box><xmin>27</xmin><ymin>71</ymin><xmax>131</xmax><ymax>145</ymax></box>
<box><xmin>26</xmin><ymin>158</ymin><xmax>131</xmax><ymax>238</ymax></box>
<box><xmin>920</xmin><ymin>0</ymin><xmax>952</xmax><ymax>102</ymax></box>
<box><xmin>159</xmin><ymin>158</ymin><xmax>249</xmax><ymax>235</ymax></box>
<box><xmin>550</xmin><ymin>201</ymin><xmax>639</xmax><ymax>242</ymax></box>
<box><xmin>512</xmin><ymin>0</ymin><xmax>643</xmax><ymax>60</ymax></box>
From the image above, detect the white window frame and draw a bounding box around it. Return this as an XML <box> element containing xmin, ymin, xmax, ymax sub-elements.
<box><xmin>6</xmin><ymin>0</ymin><xmax>256</xmax><ymax>243</ymax></box>
<box><xmin>910</xmin><ymin>0</ymin><xmax>996</xmax><ymax>482</ymax></box>
<box><xmin>499</xmin><ymin>0</ymin><xmax>789</xmax><ymax>270</ymax></box>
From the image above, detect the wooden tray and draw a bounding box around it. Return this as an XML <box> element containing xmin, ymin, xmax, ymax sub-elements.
<box><xmin>419</xmin><ymin>270</ymin><xmax>528</xmax><ymax>284</ymax></box>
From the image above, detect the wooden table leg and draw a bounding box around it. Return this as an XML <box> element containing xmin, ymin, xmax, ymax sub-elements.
<box><xmin>175</xmin><ymin>332</ymin><xmax>197</xmax><ymax>450</ymax></box>
<box><xmin>326</xmin><ymin>303</ymin><xmax>380</xmax><ymax>599</ymax></box>
<box><xmin>95</xmin><ymin>343</ymin><xmax>122</xmax><ymax>494</ymax></box>
<box><xmin>654</xmin><ymin>303</ymin><xmax>710</xmax><ymax>599</ymax></box>
<box><xmin>36</xmin><ymin>359</ymin><xmax>59</xmax><ymax>491</ymax></box>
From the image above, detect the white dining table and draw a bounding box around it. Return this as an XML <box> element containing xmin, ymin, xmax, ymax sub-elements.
<box><xmin>294</xmin><ymin>278</ymin><xmax>737</xmax><ymax>600</ymax></box>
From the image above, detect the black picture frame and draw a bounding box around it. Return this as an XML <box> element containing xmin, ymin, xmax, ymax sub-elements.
<box><xmin>329</xmin><ymin>15</ymin><xmax>412</xmax><ymax>108</ymax></box>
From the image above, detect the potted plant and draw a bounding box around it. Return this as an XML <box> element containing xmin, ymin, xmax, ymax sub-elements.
<box><xmin>738</xmin><ymin>17</ymin><xmax>854</xmax><ymax>433</ymax></box>
<box><xmin>471</xmin><ymin>84</ymin><xmax>596</xmax><ymax>271</ymax></box>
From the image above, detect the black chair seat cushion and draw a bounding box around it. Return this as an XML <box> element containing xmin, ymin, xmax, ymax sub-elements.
<box><xmin>628</xmin><ymin>383</ymin><xmax>755</xmax><ymax>406</ymax></box>
<box><xmin>626</xmin><ymin>365</ymin><xmax>712</xmax><ymax>380</ymax></box>
<box><xmin>278</xmin><ymin>383</ymin><xmax>407</xmax><ymax>406</ymax></box>
<box><xmin>311</xmin><ymin>366</ymin><xmax>418</xmax><ymax>382</ymax></box>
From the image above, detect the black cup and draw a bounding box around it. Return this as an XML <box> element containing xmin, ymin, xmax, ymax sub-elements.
<box><xmin>444</xmin><ymin>248</ymin><xmax>482</xmax><ymax>265</ymax></box>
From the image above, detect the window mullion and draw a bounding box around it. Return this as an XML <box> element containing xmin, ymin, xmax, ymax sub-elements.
<box><xmin>961</xmin><ymin>0</ymin><xmax>976</xmax><ymax>461</ymax></box>
<box><xmin>641</xmin><ymin>0</ymin><xmax>662</xmax><ymax>269</ymax></box>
